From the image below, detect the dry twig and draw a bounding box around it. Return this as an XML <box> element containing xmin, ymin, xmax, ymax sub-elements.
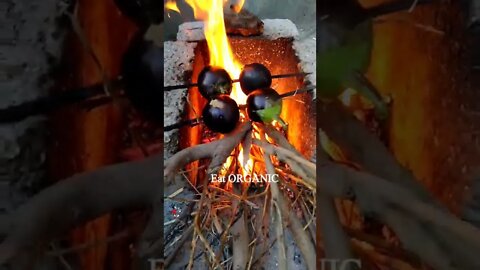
<box><xmin>263</xmin><ymin>142</ymin><xmax>316</xmax><ymax>270</ymax></box>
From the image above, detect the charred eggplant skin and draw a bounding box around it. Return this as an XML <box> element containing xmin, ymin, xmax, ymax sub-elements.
<box><xmin>202</xmin><ymin>95</ymin><xmax>240</xmax><ymax>134</ymax></box>
<box><xmin>239</xmin><ymin>63</ymin><xmax>272</xmax><ymax>95</ymax></box>
<box><xmin>246</xmin><ymin>88</ymin><xmax>282</xmax><ymax>123</ymax></box>
<box><xmin>198</xmin><ymin>66</ymin><xmax>233</xmax><ymax>99</ymax></box>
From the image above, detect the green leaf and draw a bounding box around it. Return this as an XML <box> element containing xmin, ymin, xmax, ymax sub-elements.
<box><xmin>257</xmin><ymin>104</ymin><xmax>282</xmax><ymax>123</ymax></box>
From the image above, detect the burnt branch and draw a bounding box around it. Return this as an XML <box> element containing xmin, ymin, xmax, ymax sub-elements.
<box><xmin>317</xmin><ymin>193</ymin><xmax>354</xmax><ymax>264</ymax></box>
<box><xmin>317</xmin><ymin>158</ymin><xmax>480</xmax><ymax>269</ymax></box>
<box><xmin>263</xmin><ymin>125</ymin><xmax>300</xmax><ymax>155</ymax></box>
<box><xmin>231</xmin><ymin>211</ymin><xmax>249</xmax><ymax>270</ymax></box>
<box><xmin>3</xmin><ymin>98</ymin><xmax>478</xmax><ymax>269</ymax></box>
<box><xmin>224</xmin><ymin>5</ymin><xmax>263</xmax><ymax>36</ymax></box>
<box><xmin>317</xmin><ymin>101</ymin><xmax>480</xmax><ymax>269</ymax></box>
<box><xmin>253</xmin><ymin>139</ymin><xmax>315</xmax><ymax>189</ymax></box>
<box><xmin>0</xmin><ymin>154</ymin><xmax>163</xmax><ymax>265</ymax></box>
<box><xmin>317</xmin><ymin>100</ymin><xmax>432</xmax><ymax>199</ymax></box>
<box><xmin>263</xmin><ymin>146</ymin><xmax>316</xmax><ymax>270</ymax></box>
<box><xmin>263</xmin><ymin>151</ymin><xmax>288</xmax><ymax>270</ymax></box>
<box><xmin>164</xmin><ymin>122</ymin><xmax>252</xmax><ymax>183</ymax></box>
<box><xmin>164</xmin><ymin>122</ymin><xmax>251</xmax><ymax>267</ymax></box>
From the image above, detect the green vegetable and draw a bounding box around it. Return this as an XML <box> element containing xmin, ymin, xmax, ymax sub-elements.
<box><xmin>318</xmin><ymin>20</ymin><xmax>388</xmax><ymax>119</ymax></box>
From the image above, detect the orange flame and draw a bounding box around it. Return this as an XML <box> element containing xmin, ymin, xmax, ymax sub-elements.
<box><xmin>231</xmin><ymin>0</ymin><xmax>245</xmax><ymax>13</ymax></box>
<box><xmin>185</xmin><ymin>0</ymin><xmax>254</xmax><ymax>180</ymax></box>
<box><xmin>183</xmin><ymin>0</ymin><xmax>261</xmax><ymax>184</ymax></box>
<box><xmin>165</xmin><ymin>0</ymin><xmax>180</xmax><ymax>13</ymax></box>
<box><xmin>184</xmin><ymin>0</ymin><xmax>246</xmax><ymax>104</ymax></box>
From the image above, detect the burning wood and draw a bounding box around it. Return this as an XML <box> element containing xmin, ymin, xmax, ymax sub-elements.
<box><xmin>4</xmin><ymin>1</ymin><xmax>480</xmax><ymax>270</ymax></box>
<box><xmin>164</xmin><ymin>1</ymin><xmax>316</xmax><ymax>268</ymax></box>
<box><xmin>164</xmin><ymin>119</ymin><xmax>316</xmax><ymax>268</ymax></box>
<box><xmin>225</xmin><ymin>5</ymin><xmax>264</xmax><ymax>36</ymax></box>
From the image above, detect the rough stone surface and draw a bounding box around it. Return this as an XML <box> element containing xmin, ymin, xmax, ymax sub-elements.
<box><xmin>163</xmin><ymin>41</ymin><xmax>197</xmax><ymax>158</ymax></box>
<box><xmin>177</xmin><ymin>19</ymin><xmax>300</xmax><ymax>42</ymax></box>
<box><xmin>261</xmin><ymin>19</ymin><xmax>299</xmax><ymax>40</ymax></box>
<box><xmin>175</xmin><ymin>19</ymin><xmax>316</xmax><ymax>95</ymax></box>
<box><xmin>293</xmin><ymin>34</ymin><xmax>317</xmax><ymax>97</ymax></box>
<box><xmin>0</xmin><ymin>0</ymin><xmax>68</xmax><ymax>212</ymax></box>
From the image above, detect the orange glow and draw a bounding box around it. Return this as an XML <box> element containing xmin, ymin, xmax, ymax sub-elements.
<box><xmin>185</xmin><ymin>0</ymin><xmax>255</xmax><ymax>182</ymax></box>
<box><xmin>165</xmin><ymin>0</ymin><xmax>180</xmax><ymax>13</ymax></box>
<box><xmin>232</xmin><ymin>0</ymin><xmax>245</xmax><ymax>13</ymax></box>
<box><xmin>184</xmin><ymin>0</ymin><xmax>246</xmax><ymax>104</ymax></box>
<box><xmin>238</xmin><ymin>143</ymin><xmax>254</xmax><ymax>174</ymax></box>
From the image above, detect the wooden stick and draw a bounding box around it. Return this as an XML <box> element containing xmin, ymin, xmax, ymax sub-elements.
<box><xmin>231</xmin><ymin>211</ymin><xmax>249</xmax><ymax>270</ymax></box>
<box><xmin>318</xmin><ymin>194</ymin><xmax>355</xmax><ymax>264</ymax></box>
<box><xmin>164</xmin><ymin>122</ymin><xmax>252</xmax><ymax>183</ymax></box>
<box><xmin>263</xmin><ymin>147</ymin><xmax>316</xmax><ymax>270</ymax></box>
<box><xmin>263</xmin><ymin>150</ymin><xmax>288</xmax><ymax>270</ymax></box>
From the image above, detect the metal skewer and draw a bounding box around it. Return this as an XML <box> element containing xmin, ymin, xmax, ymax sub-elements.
<box><xmin>0</xmin><ymin>78</ymin><xmax>123</xmax><ymax>123</ymax></box>
<box><xmin>0</xmin><ymin>73</ymin><xmax>314</xmax><ymax>124</ymax></box>
<box><xmin>163</xmin><ymin>85</ymin><xmax>315</xmax><ymax>131</ymax></box>
<box><xmin>279</xmin><ymin>85</ymin><xmax>316</xmax><ymax>98</ymax></box>
<box><xmin>163</xmin><ymin>72</ymin><xmax>311</xmax><ymax>91</ymax></box>
<box><xmin>164</xmin><ymin>118</ymin><xmax>203</xmax><ymax>132</ymax></box>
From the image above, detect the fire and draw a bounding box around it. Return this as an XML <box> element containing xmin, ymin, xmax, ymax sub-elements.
<box><xmin>183</xmin><ymin>0</ymin><xmax>256</xmax><ymax>181</ymax></box>
<box><xmin>184</xmin><ymin>0</ymin><xmax>246</xmax><ymax>104</ymax></box>
<box><xmin>231</xmin><ymin>0</ymin><xmax>245</xmax><ymax>13</ymax></box>
<box><xmin>165</xmin><ymin>0</ymin><xmax>180</xmax><ymax>13</ymax></box>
